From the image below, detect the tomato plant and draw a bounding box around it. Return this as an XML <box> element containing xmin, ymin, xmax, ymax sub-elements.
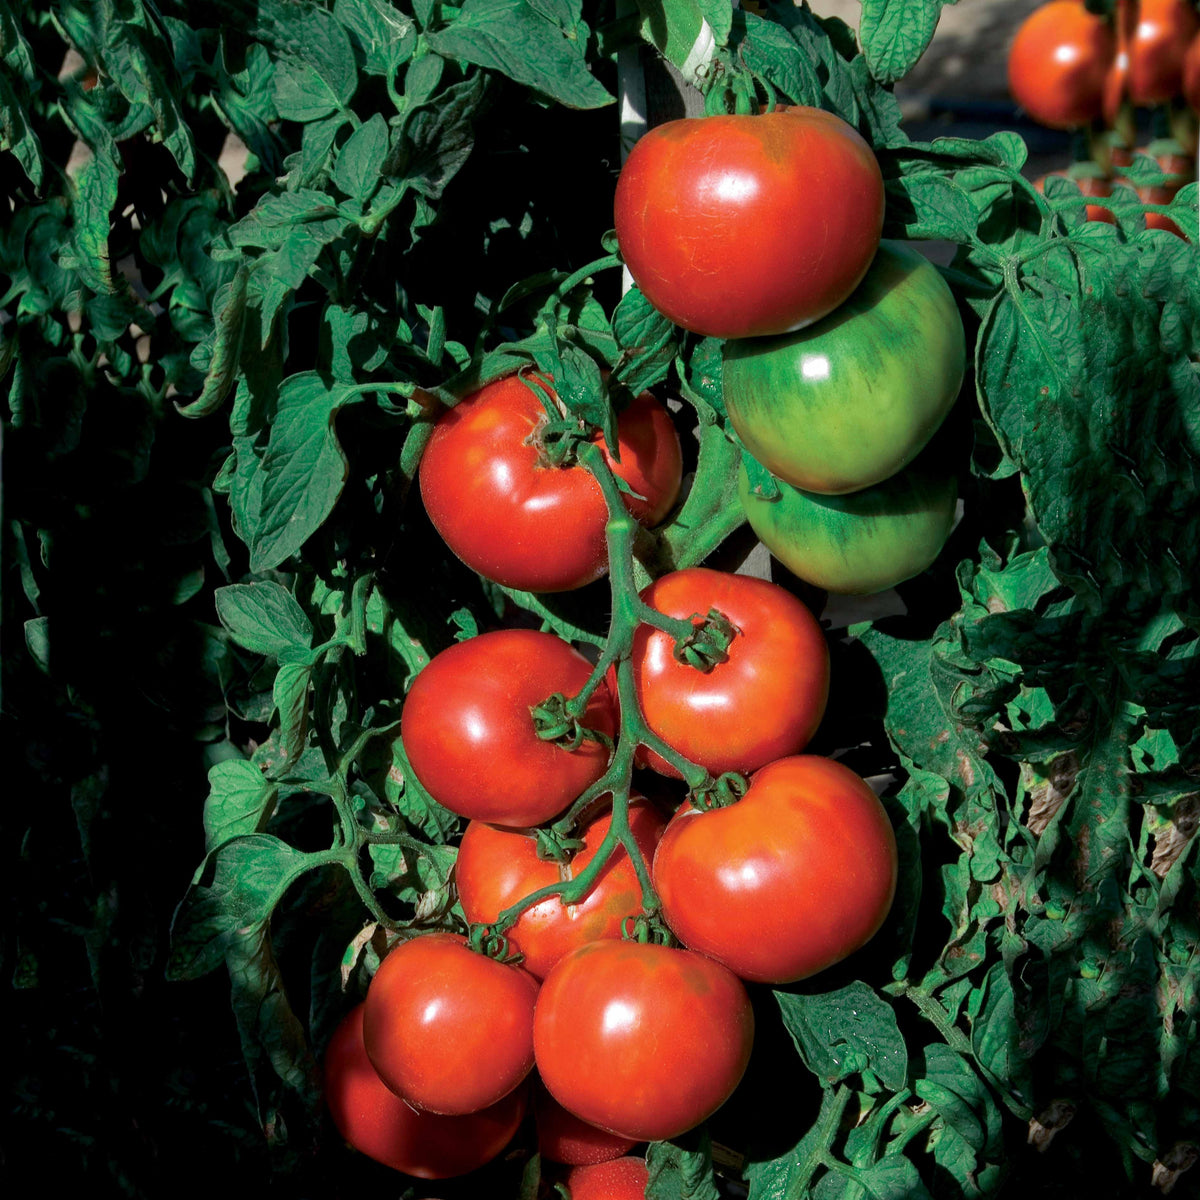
<box><xmin>613</xmin><ymin>108</ymin><xmax>884</xmax><ymax>339</ymax></box>
<box><xmin>653</xmin><ymin>756</ymin><xmax>899</xmax><ymax>983</ymax></box>
<box><xmin>400</xmin><ymin>629</ymin><xmax>617</xmax><ymax>827</ymax></box>
<box><xmin>739</xmin><ymin>456</ymin><xmax>958</xmax><ymax>594</ymax></box>
<box><xmin>362</xmin><ymin>933</ymin><xmax>538</xmax><ymax>1115</ymax></box>
<box><xmin>533</xmin><ymin>940</ymin><xmax>754</xmax><ymax>1142</ymax></box>
<box><xmin>533</xmin><ymin>1081</ymin><xmax>638</xmax><ymax>1166</ymax></box>
<box><xmin>1007</xmin><ymin>0</ymin><xmax>1115</xmax><ymax>129</ymax></box>
<box><xmin>1034</xmin><ymin>171</ymin><xmax>1118</xmax><ymax>224</ymax></box>
<box><xmin>626</xmin><ymin>567</ymin><xmax>829</xmax><ymax>778</ymax></box>
<box><xmin>324</xmin><ymin>1005</ymin><xmax>528</xmax><ymax>1179</ymax></box>
<box><xmin>562</xmin><ymin>1156</ymin><xmax>650</xmax><ymax>1200</ymax></box>
<box><xmin>456</xmin><ymin>799</ymin><xmax>665</xmax><ymax>978</ymax></box>
<box><xmin>1128</xmin><ymin>0</ymin><xmax>1200</xmax><ymax>105</ymax></box>
<box><xmin>419</xmin><ymin>373</ymin><xmax>682</xmax><ymax>592</ymax></box>
<box><xmin>723</xmin><ymin>241</ymin><xmax>965</xmax><ymax>495</ymax></box>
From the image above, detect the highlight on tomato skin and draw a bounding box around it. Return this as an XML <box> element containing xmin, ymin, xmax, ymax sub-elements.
<box><xmin>399</xmin><ymin>628</ymin><xmax>617</xmax><ymax>828</ymax></box>
<box><xmin>613</xmin><ymin>107</ymin><xmax>884</xmax><ymax>340</ymax></box>
<box><xmin>1128</xmin><ymin>0</ymin><xmax>1200</xmax><ymax>106</ymax></box>
<box><xmin>323</xmin><ymin>1004</ymin><xmax>528</xmax><ymax>1179</ymax></box>
<box><xmin>1007</xmin><ymin>0</ymin><xmax>1115</xmax><ymax>130</ymax></box>
<box><xmin>652</xmin><ymin>754</ymin><xmax>899</xmax><ymax>985</ymax></box>
<box><xmin>455</xmin><ymin>798</ymin><xmax>667</xmax><ymax>980</ymax></box>
<box><xmin>361</xmin><ymin>932</ymin><xmax>539</xmax><ymax>1116</ymax></box>
<box><xmin>418</xmin><ymin>373</ymin><xmax>682</xmax><ymax>593</ymax></box>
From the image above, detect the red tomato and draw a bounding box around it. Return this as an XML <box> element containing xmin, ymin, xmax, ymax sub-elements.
<box><xmin>613</xmin><ymin>108</ymin><xmax>884</xmax><ymax>339</ymax></box>
<box><xmin>1008</xmin><ymin>1</ymin><xmax>1115</xmax><ymax>130</ymax></box>
<box><xmin>1129</xmin><ymin>0</ymin><xmax>1200</xmax><ymax>105</ymax></box>
<box><xmin>362</xmin><ymin>932</ymin><xmax>538</xmax><ymax>1115</ymax></box>
<box><xmin>456</xmin><ymin>798</ymin><xmax>666</xmax><ymax>979</ymax></box>
<box><xmin>564</xmin><ymin>1157</ymin><xmax>650</xmax><ymax>1200</ymax></box>
<box><xmin>400</xmin><ymin>629</ymin><xmax>616</xmax><ymax>827</ymax></box>
<box><xmin>653</xmin><ymin>755</ymin><xmax>898</xmax><ymax>984</ymax></box>
<box><xmin>1185</xmin><ymin>32</ymin><xmax>1200</xmax><ymax>111</ymax></box>
<box><xmin>626</xmin><ymin>568</ymin><xmax>829</xmax><ymax>778</ymax></box>
<box><xmin>534</xmin><ymin>1081</ymin><xmax>638</xmax><ymax>1166</ymax></box>
<box><xmin>419</xmin><ymin>374</ymin><xmax>682</xmax><ymax>593</ymax></box>
<box><xmin>533</xmin><ymin>940</ymin><xmax>754</xmax><ymax>1142</ymax></box>
<box><xmin>1033</xmin><ymin>172</ymin><xmax>1117</xmax><ymax>224</ymax></box>
<box><xmin>324</xmin><ymin>1005</ymin><xmax>527</xmax><ymax>1178</ymax></box>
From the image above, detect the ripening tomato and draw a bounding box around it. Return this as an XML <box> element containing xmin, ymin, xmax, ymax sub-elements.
<box><xmin>626</xmin><ymin>568</ymin><xmax>829</xmax><ymax>779</ymax></box>
<box><xmin>400</xmin><ymin>629</ymin><xmax>616</xmax><ymax>827</ymax></box>
<box><xmin>653</xmin><ymin>755</ymin><xmax>898</xmax><ymax>984</ymax></box>
<box><xmin>534</xmin><ymin>1081</ymin><xmax>638</xmax><ymax>1166</ymax></box>
<box><xmin>419</xmin><ymin>374</ymin><xmax>682</xmax><ymax>593</ymax></box>
<box><xmin>723</xmin><ymin>242</ymin><xmax>965</xmax><ymax>495</ymax></box>
<box><xmin>1034</xmin><ymin>172</ymin><xmax>1118</xmax><ymax>224</ymax></box>
<box><xmin>1185</xmin><ymin>32</ymin><xmax>1200</xmax><ymax>111</ymax></box>
<box><xmin>564</xmin><ymin>1157</ymin><xmax>650</xmax><ymax>1200</ymax></box>
<box><xmin>362</xmin><ymin>933</ymin><xmax>538</xmax><ymax>1115</ymax></box>
<box><xmin>534</xmin><ymin>940</ymin><xmax>754</xmax><ymax>1142</ymax></box>
<box><xmin>1129</xmin><ymin>0</ymin><xmax>1200</xmax><ymax>105</ymax></box>
<box><xmin>456</xmin><ymin>798</ymin><xmax>666</xmax><ymax>979</ymax></box>
<box><xmin>614</xmin><ymin>108</ymin><xmax>884</xmax><ymax>339</ymax></box>
<box><xmin>324</xmin><ymin>1005</ymin><xmax>527</xmax><ymax>1178</ymax></box>
<box><xmin>1008</xmin><ymin>1</ymin><xmax>1115</xmax><ymax>129</ymax></box>
<box><xmin>739</xmin><ymin>457</ymin><xmax>958</xmax><ymax>595</ymax></box>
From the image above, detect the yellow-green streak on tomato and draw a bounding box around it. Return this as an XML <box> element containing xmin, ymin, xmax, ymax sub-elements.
<box><xmin>739</xmin><ymin>460</ymin><xmax>957</xmax><ymax>595</ymax></box>
<box><xmin>722</xmin><ymin>242</ymin><xmax>965</xmax><ymax>495</ymax></box>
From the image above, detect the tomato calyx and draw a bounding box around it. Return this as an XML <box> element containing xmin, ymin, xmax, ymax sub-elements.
<box><xmin>671</xmin><ymin>608</ymin><xmax>740</xmax><ymax>672</ymax></box>
<box><xmin>621</xmin><ymin>911</ymin><xmax>676</xmax><ymax>946</ymax></box>
<box><xmin>534</xmin><ymin>825</ymin><xmax>588</xmax><ymax>865</ymax></box>
<box><xmin>690</xmin><ymin>770</ymin><xmax>750</xmax><ymax>813</ymax></box>
<box><xmin>466</xmin><ymin>922</ymin><xmax>525</xmax><ymax>966</ymax></box>
<box><xmin>531</xmin><ymin>691</ymin><xmax>615</xmax><ymax>754</ymax></box>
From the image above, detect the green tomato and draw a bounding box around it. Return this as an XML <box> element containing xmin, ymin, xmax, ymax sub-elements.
<box><xmin>723</xmin><ymin>241</ymin><xmax>965</xmax><ymax>495</ymax></box>
<box><xmin>738</xmin><ymin>460</ymin><xmax>958</xmax><ymax>595</ymax></box>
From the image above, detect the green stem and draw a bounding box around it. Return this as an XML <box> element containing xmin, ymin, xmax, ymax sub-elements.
<box><xmin>783</xmin><ymin>1085</ymin><xmax>854</xmax><ymax>1200</ymax></box>
<box><xmin>554</xmin><ymin>253</ymin><xmax>622</xmax><ymax>301</ymax></box>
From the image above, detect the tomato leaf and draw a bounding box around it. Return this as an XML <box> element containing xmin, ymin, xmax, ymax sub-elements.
<box><xmin>168</xmin><ymin>834</ymin><xmax>317</xmax><ymax>980</ymax></box>
<box><xmin>647</xmin><ymin>1134</ymin><xmax>721</xmax><ymax>1200</ymax></box>
<box><xmin>215</xmin><ymin>582</ymin><xmax>314</xmax><ymax>657</ymax></box>
<box><xmin>633</xmin><ymin>0</ymin><xmax>732</xmax><ymax>82</ymax></box>
<box><xmin>248</xmin><ymin>372</ymin><xmax>366</xmax><ymax>572</ymax></box>
<box><xmin>775</xmin><ymin>983</ymin><xmax>908</xmax><ymax>1091</ymax></box>
<box><xmin>333</xmin><ymin>0</ymin><xmax>418</xmax><ymax>78</ymax></box>
<box><xmin>859</xmin><ymin>0</ymin><xmax>948</xmax><ymax>86</ymax></box>
<box><xmin>612</xmin><ymin>285</ymin><xmax>678</xmax><ymax>395</ymax></box>
<box><xmin>203</xmin><ymin>759</ymin><xmax>280</xmax><ymax>849</ymax></box>
<box><xmin>426</xmin><ymin>0</ymin><xmax>613</xmax><ymax>110</ymax></box>
<box><xmin>332</xmin><ymin>111</ymin><xmax>390</xmax><ymax>202</ymax></box>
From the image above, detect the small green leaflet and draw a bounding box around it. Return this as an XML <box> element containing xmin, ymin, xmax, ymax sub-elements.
<box><xmin>168</xmin><ymin>834</ymin><xmax>318</xmax><ymax>981</ymax></box>
<box><xmin>775</xmin><ymin>982</ymin><xmax>908</xmax><ymax>1090</ymax></box>
<box><xmin>270</xmin><ymin>6</ymin><xmax>358</xmax><ymax>121</ymax></box>
<box><xmin>859</xmin><ymin>0</ymin><xmax>950</xmax><ymax>86</ymax></box>
<box><xmin>215</xmin><ymin>581</ymin><xmax>314</xmax><ymax>657</ymax></box>
<box><xmin>247</xmin><ymin>372</ymin><xmax>367</xmax><ymax>572</ymax></box>
<box><xmin>426</xmin><ymin>0</ymin><xmax>613</xmax><ymax>110</ymax></box>
<box><xmin>633</xmin><ymin>0</ymin><xmax>732</xmax><ymax>82</ymax></box>
<box><xmin>333</xmin><ymin>0</ymin><xmax>417</xmax><ymax>78</ymax></box>
<box><xmin>646</xmin><ymin>1135</ymin><xmax>720</xmax><ymax>1200</ymax></box>
<box><xmin>332</xmin><ymin>111</ymin><xmax>389</xmax><ymax>202</ymax></box>
<box><xmin>203</xmin><ymin>759</ymin><xmax>279</xmax><ymax>851</ymax></box>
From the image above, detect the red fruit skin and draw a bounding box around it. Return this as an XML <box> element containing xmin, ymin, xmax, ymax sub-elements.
<box><xmin>627</xmin><ymin>567</ymin><xmax>829</xmax><ymax>779</ymax></box>
<box><xmin>362</xmin><ymin>933</ymin><xmax>539</xmax><ymax>1115</ymax></box>
<box><xmin>1008</xmin><ymin>1</ymin><xmax>1115</xmax><ymax>129</ymax></box>
<box><xmin>534</xmin><ymin>940</ymin><xmax>754</xmax><ymax>1143</ymax></box>
<box><xmin>1129</xmin><ymin>0</ymin><xmax>1200</xmax><ymax>105</ymax></box>
<box><xmin>456</xmin><ymin>799</ymin><xmax>666</xmax><ymax>979</ymax></box>
<box><xmin>419</xmin><ymin>374</ymin><xmax>682</xmax><ymax>593</ymax></box>
<box><xmin>564</xmin><ymin>1157</ymin><xmax>650</xmax><ymax>1200</ymax></box>
<box><xmin>652</xmin><ymin>755</ymin><xmax>899</xmax><ymax>984</ymax></box>
<box><xmin>324</xmin><ymin>1005</ymin><xmax>527</xmax><ymax>1179</ymax></box>
<box><xmin>1185</xmin><ymin>32</ymin><xmax>1200</xmax><ymax>111</ymax></box>
<box><xmin>534</xmin><ymin>1082</ymin><xmax>639</xmax><ymax>1166</ymax></box>
<box><xmin>400</xmin><ymin>629</ymin><xmax>617</xmax><ymax>827</ymax></box>
<box><xmin>614</xmin><ymin>108</ymin><xmax>884</xmax><ymax>339</ymax></box>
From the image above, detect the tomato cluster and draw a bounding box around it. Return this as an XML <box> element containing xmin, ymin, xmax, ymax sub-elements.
<box><xmin>324</xmin><ymin>104</ymin><xmax>932</xmax><ymax>1190</ymax></box>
